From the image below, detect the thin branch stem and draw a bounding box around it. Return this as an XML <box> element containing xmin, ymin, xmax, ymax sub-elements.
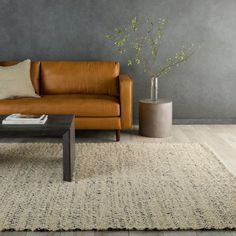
<box><xmin>106</xmin><ymin>16</ymin><xmax>197</xmax><ymax>79</ymax></box>
<box><xmin>156</xmin><ymin>50</ymin><xmax>195</xmax><ymax>78</ymax></box>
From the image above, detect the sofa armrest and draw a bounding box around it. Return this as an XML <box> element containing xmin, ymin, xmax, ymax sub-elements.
<box><xmin>119</xmin><ymin>74</ymin><xmax>133</xmax><ymax>129</ymax></box>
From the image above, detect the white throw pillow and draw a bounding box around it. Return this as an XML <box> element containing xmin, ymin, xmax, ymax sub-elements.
<box><xmin>0</xmin><ymin>59</ymin><xmax>40</xmax><ymax>99</ymax></box>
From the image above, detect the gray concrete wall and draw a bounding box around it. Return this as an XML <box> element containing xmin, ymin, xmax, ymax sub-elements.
<box><xmin>0</xmin><ymin>0</ymin><xmax>235</xmax><ymax>122</ymax></box>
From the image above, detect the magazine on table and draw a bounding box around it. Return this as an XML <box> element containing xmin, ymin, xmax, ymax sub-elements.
<box><xmin>2</xmin><ymin>114</ymin><xmax>48</xmax><ymax>125</ymax></box>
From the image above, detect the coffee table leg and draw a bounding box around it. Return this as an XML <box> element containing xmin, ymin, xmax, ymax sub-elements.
<box><xmin>62</xmin><ymin>124</ymin><xmax>75</xmax><ymax>182</ymax></box>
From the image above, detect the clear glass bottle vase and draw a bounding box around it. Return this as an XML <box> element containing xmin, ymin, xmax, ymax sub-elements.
<box><xmin>150</xmin><ymin>77</ymin><xmax>158</xmax><ymax>101</ymax></box>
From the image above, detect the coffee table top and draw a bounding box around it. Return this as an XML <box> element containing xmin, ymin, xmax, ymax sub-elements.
<box><xmin>0</xmin><ymin>114</ymin><xmax>75</xmax><ymax>137</ymax></box>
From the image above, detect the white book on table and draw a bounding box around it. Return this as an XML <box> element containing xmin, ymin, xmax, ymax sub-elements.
<box><xmin>5</xmin><ymin>114</ymin><xmax>45</xmax><ymax>121</ymax></box>
<box><xmin>2</xmin><ymin>114</ymin><xmax>48</xmax><ymax>125</ymax></box>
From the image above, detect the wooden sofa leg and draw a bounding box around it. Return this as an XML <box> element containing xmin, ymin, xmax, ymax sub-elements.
<box><xmin>115</xmin><ymin>129</ymin><xmax>120</xmax><ymax>142</ymax></box>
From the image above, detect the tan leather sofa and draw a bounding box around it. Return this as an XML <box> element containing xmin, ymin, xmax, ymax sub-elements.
<box><xmin>0</xmin><ymin>61</ymin><xmax>133</xmax><ymax>141</ymax></box>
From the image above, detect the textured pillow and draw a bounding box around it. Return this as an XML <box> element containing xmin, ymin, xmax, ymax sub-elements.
<box><xmin>0</xmin><ymin>59</ymin><xmax>40</xmax><ymax>99</ymax></box>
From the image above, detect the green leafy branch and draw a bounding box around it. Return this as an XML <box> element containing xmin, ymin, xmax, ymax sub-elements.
<box><xmin>106</xmin><ymin>16</ymin><xmax>197</xmax><ymax>78</ymax></box>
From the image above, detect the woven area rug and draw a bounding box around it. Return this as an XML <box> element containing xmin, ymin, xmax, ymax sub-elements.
<box><xmin>0</xmin><ymin>142</ymin><xmax>235</xmax><ymax>231</ymax></box>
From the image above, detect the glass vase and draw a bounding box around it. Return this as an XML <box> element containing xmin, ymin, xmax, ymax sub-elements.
<box><xmin>150</xmin><ymin>77</ymin><xmax>158</xmax><ymax>101</ymax></box>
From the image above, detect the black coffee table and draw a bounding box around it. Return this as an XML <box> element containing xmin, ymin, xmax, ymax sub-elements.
<box><xmin>0</xmin><ymin>115</ymin><xmax>75</xmax><ymax>182</ymax></box>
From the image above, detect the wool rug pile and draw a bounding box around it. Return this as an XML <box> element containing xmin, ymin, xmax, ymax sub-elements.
<box><xmin>0</xmin><ymin>142</ymin><xmax>235</xmax><ymax>231</ymax></box>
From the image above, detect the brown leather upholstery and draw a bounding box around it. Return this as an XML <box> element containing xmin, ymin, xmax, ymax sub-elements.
<box><xmin>75</xmin><ymin>117</ymin><xmax>121</xmax><ymax>130</ymax></box>
<box><xmin>0</xmin><ymin>61</ymin><xmax>133</xmax><ymax>131</ymax></box>
<box><xmin>0</xmin><ymin>94</ymin><xmax>120</xmax><ymax>117</ymax></box>
<box><xmin>0</xmin><ymin>61</ymin><xmax>41</xmax><ymax>94</ymax></box>
<box><xmin>41</xmin><ymin>61</ymin><xmax>120</xmax><ymax>96</ymax></box>
<box><xmin>119</xmin><ymin>74</ymin><xmax>133</xmax><ymax>129</ymax></box>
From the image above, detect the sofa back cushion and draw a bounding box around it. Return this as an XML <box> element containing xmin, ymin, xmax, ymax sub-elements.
<box><xmin>40</xmin><ymin>61</ymin><xmax>120</xmax><ymax>96</ymax></box>
<box><xmin>0</xmin><ymin>61</ymin><xmax>40</xmax><ymax>94</ymax></box>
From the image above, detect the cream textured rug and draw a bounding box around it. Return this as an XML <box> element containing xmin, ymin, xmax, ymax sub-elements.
<box><xmin>0</xmin><ymin>142</ymin><xmax>235</xmax><ymax>231</ymax></box>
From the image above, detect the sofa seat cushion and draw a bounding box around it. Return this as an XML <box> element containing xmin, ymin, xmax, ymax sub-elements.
<box><xmin>0</xmin><ymin>94</ymin><xmax>120</xmax><ymax>117</ymax></box>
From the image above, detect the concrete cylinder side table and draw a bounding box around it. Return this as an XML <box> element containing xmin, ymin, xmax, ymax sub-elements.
<box><xmin>139</xmin><ymin>99</ymin><xmax>172</xmax><ymax>138</ymax></box>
